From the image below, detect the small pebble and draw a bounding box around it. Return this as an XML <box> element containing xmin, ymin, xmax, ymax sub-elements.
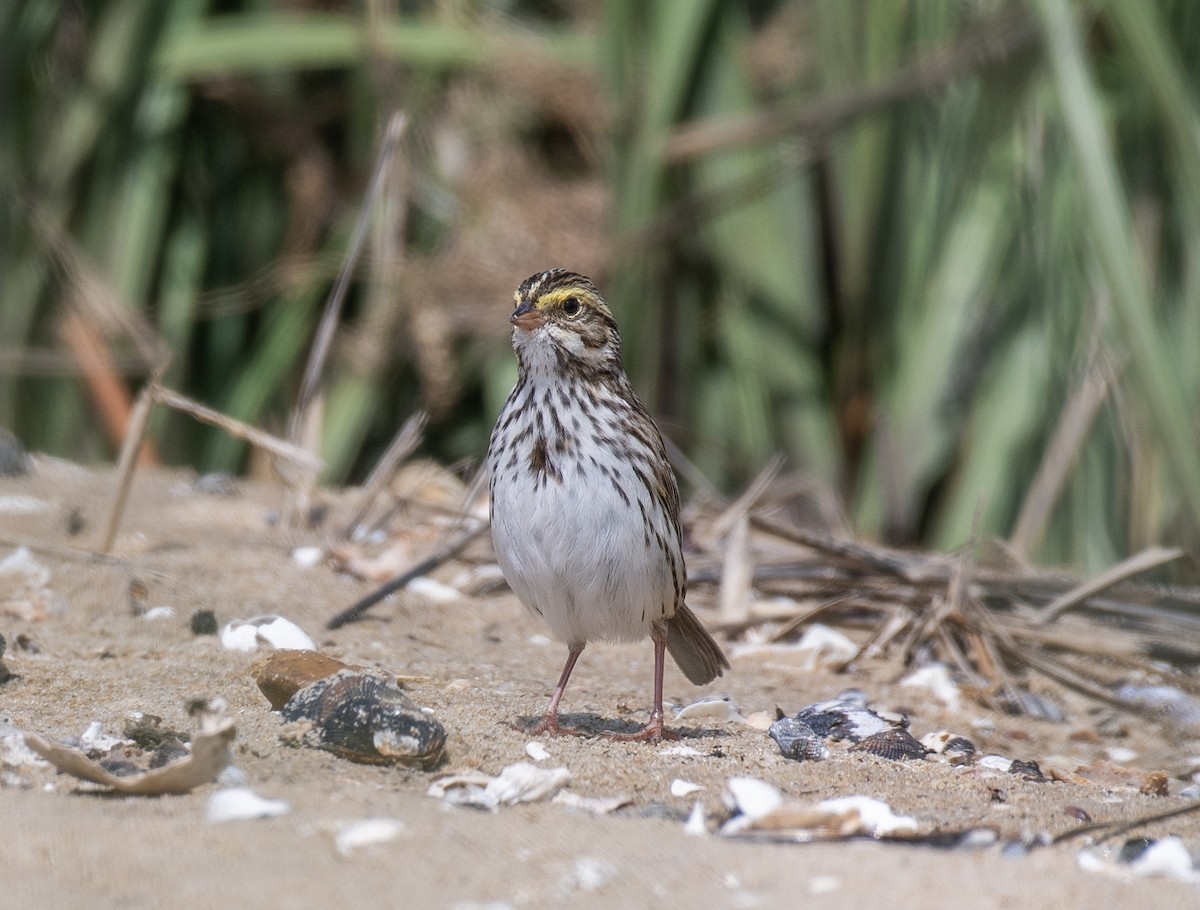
<box><xmin>190</xmin><ymin>610</ymin><xmax>218</xmax><ymax>636</ymax></box>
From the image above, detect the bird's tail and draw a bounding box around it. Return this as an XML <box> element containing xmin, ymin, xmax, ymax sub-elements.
<box><xmin>665</xmin><ymin>605</ymin><xmax>730</xmax><ymax>685</ymax></box>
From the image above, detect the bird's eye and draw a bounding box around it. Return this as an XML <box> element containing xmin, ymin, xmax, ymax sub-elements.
<box><xmin>562</xmin><ymin>296</ymin><xmax>582</xmax><ymax>317</ymax></box>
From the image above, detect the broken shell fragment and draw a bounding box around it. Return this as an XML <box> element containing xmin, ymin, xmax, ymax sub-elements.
<box><xmin>899</xmin><ymin>663</ymin><xmax>961</xmax><ymax>708</ymax></box>
<box><xmin>206</xmin><ymin>787</ymin><xmax>291</xmax><ymax>823</ymax></box>
<box><xmin>221</xmin><ymin>615</ymin><xmax>316</xmax><ymax>652</ymax></box>
<box><xmin>673</xmin><ymin>693</ymin><xmax>745</xmax><ymax>722</ymax></box>
<box><xmin>921</xmin><ymin>730</ymin><xmax>977</xmax><ymax>764</ymax></box>
<box><xmin>252</xmin><ymin>649</ymin><xmax>361</xmax><ymax>710</ymax></box>
<box><xmin>795</xmin><ymin>699</ymin><xmax>896</xmax><ymax>743</ymax></box>
<box><xmin>792</xmin><ymin>623</ymin><xmax>859</xmax><ymax>671</ymax></box>
<box><xmin>768</xmin><ymin>717</ymin><xmax>830</xmax><ymax>762</ymax></box>
<box><xmin>280</xmin><ymin>670</ymin><xmax>446</xmax><ymax>769</ymax></box>
<box><xmin>849</xmin><ymin>728</ymin><xmax>929</xmax><ymax>761</ymax></box>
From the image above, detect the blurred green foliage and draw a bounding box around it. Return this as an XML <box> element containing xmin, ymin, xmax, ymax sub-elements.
<box><xmin>2</xmin><ymin>0</ymin><xmax>1199</xmax><ymax>574</ymax></box>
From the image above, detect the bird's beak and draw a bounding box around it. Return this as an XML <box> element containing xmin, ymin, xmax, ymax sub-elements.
<box><xmin>510</xmin><ymin>299</ymin><xmax>545</xmax><ymax>331</ymax></box>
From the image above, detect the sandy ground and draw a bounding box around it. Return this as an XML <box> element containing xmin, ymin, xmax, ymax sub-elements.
<box><xmin>1</xmin><ymin>457</ymin><xmax>1198</xmax><ymax>909</ymax></box>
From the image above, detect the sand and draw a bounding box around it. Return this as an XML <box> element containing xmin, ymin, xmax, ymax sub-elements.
<box><xmin>1</xmin><ymin>458</ymin><xmax>1197</xmax><ymax>909</ymax></box>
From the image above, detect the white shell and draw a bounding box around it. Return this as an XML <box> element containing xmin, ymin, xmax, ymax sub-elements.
<box><xmin>206</xmin><ymin>787</ymin><xmax>290</xmax><ymax>823</ymax></box>
<box><xmin>485</xmin><ymin>762</ymin><xmax>570</xmax><ymax>806</ymax></box>
<box><xmin>670</xmin><ymin>778</ymin><xmax>704</xmax><ymax>797</ymax></box>
<box><xmin>525</xmin><ymin>741</ymin><xmax>551</xmax><ymax>761</ymax></box>
<box><xmin>814</xmin><ymin>796</ymin><xmax>919</xmax><ymax>837</ymax></box>
<box><xmin>674</xmin><ymin>694</ymin><xmax>744</xmax><ymax>722</ymax></box>
<box><xmin>726</xmin><ymin>776</ymin><xmax>783</xmax><ymax>820</ymax></box>
<box><xmin>290</xmin><ymin>546</ymin><xmax>324</xmax><ymax>567</ymax></box>
<box><xmin>405</xmin><ymin>576</ymin><xmax>461</xmax><ymax>603</ymax></box>
<box><xmin>793</xmin><ymin>623</ymin><xmax>859</xmax><ymax>671</ymax></box>
<box><xmin>220</xmin><ymin>615</ymin><xmax>316</xmax><ymax>652</ymax></box>
<box><xmin>335</xmin><ymin>818</ymin><xmax>405</xmax><ymax>856</ymax></box>
<box><xmin>900</xmin><ymin>664</ymin><xmax>961</xmax><ymax>708</ymax></box>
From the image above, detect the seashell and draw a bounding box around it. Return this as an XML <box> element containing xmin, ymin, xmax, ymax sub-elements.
<box><xmin>280</xmin><ymin>670</ymin><xmax>446</xmax><ymax>769</ymax></box>
<box><xmin>291</xmin><ymin>546</ymin><xmax>324</xmax><ymax>568</ymax></box>
<box><xmin>899</xmin><ymin>663</ymin><xmax>961</xmax><ymax>708</ymax></box>
<box><xmin>252</xmin><ymin>649</ymin><xmax>361</xmax><ymax>710</ymax></box>
<box><xmin>552</xmin><ymin>791</ymin><xmax>632</xmax><ymax>815</ymax></box>
<box><xmin>335</xmin><ymin>818</ymin><xmax>405</xmax><ymax>855</ymax></box>
<box><xmin>674</xmin><ymin>693</ymin><xmax>744</xmax><ymax>722</ymax></box>
<box><xmin>221</xmin><ymin>615</ymin><xmax>316</xmax><ymax>652</ymax></box>
<box><xmin>1007</xmin><ymin>759</ymin><xmax>1047</xmax><ymax>782</ymax></box>
<box><xmin>525</xmin><ymin>741</ymin><xmax>551</xmax><ymax>762</ymax></box>
<box><xmin>794</xmin><ymin>699</ymin><xmax>895</xmax><ymax>742</ymax></box>
<box><xmin>485</xmin><ymin>762</ymin><xmax>570</xmax><ymax>806</ymax></box>
<box><xmin>206</xmin><ymin>787</ymin><xmax>290</xmax><ymax>823</ymax></box>
<box><xmin>768</xmin><ymin>717</ymin><xmax>830</xmax><ymax>762</ymax></box>
<box><xmin>921</xmin><ymin>730</ymin><xmax>977</xmax><ymax>764</ymax></box>
<box><xmin>977</xmin><ymin>754</ymin><xmax>1015</xmax><ymax>772</ymax></box>
<box><xmin>849</xmin><ymin>728</ymin><xmax>929</xmax><ymax>761</ymax></box>
<box><xmin>726</xmin><ymin>776</ymin><xmax>784</xmax><ymax>821</ymax></box>
<box><xmin>792</xmin><ymin>624</ymin><xmax>859</xmax><ymax>671</ymax></box>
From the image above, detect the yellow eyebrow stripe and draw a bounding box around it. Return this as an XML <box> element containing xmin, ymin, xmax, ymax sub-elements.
<box><xmin>537</xmin><ymin>287</ymin><xmax>594</xmax><ymax>310</ymax></box>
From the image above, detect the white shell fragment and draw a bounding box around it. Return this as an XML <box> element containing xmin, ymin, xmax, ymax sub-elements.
<box><xmin>814</xmin><ymin>796</ymin><xmax>920</xmax><ymax>837</ymax></box>
<box><xmin>725</xmin><ymin>777</ymin><xmax>784</xmax><ymax>821</ymax></box>
<box><xmin>1078</xmin><ymin>836</ymin><xmax>1200</xmax><ymax>884</ymax></box>
<box><xmin>525</xmin><ymin>741</ymin><xmax>551</xmax><ymax>762</ymax></box>
<box><xmin>79</xmin><ymin>720</ymin><xmax>128</xmax><ymax>754</ymax></box>
<box><xmin>206</xmin><ymin>787</ymin><xmax>291</xmax><ymax>823</ymax></box>
<box><xmin>659</xmin><ymin>744</ymin><xmax>704</xmax><ymax>758</ymax></box>
<box><xmin>721</xmin><ymin>778</ymin><xmax>922</xmax><ymax>841</ymax></box>
<box><xmin>428</xmin><ymin>762</ymin><xmax>569</xmax><ymax>810</ymax></box>
<box><xmin>334</xmin><ymin>818</ymin><xmax>405</xmax><ymax>856</ymax></box>
<box><xmin>0</xmin><ymin>546</ymin><xmax>67</xmax><ymax>621</ymax></box>
<box><xmin>900</xmin><ymin>664</ymin><xmax>962</xmax><ymax>708</ymax></box>
<box><xmin>221</xmin><ymin>615</ymin><xmax>316</xmax><ymax>652</ymax></box>
<box><xmin>673</xmin><ymin>694</ymin><xmax>745</xmax><ymax>722</ymax></box>
<box><xmin>793</xmin><ymin>623</ymin><xmax>859</xmax><ymax>671</ymax></box>
<box><xmin>671</xmin><ymin>778</ymin><xmax>704</xmax><ymax>798</ymax></box>
<box><xmin>552</xmin><ymin>791</ymin><xmax>632</xmax><ymax>815</ymax></box>
<box><xmin>291</xmin><ymin>546</ymin><xmax>324</xmax><ymax>568</ymax></box>
<box><xmin>405</xmin><ymin>576</ymin><xmax>461</xmax><ymax>603</ymax></box>
<box><xmin>921</xmin><ymin>731</ymin><xmax>977</xmax><ymax>765</ymax></box>
<box><xmin>486</xmin><ymin>762</ymin><xmax>570</xmax><ymax>806</ymax></box>
<box><xmin>977</xmin><ymin>755</ymin><xmax>1016</xmax><ymax>772</ymax></box>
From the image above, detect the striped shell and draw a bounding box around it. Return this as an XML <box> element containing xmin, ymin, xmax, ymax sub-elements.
<box><xmin>849</xmin><ymin>728</ymin><xmax>929</xmax><ymax>761</ymax></box>
<box><xmin>768</xmin><ymin>717</ymin><xmax>831</xmax><ymax>762</ymax></box>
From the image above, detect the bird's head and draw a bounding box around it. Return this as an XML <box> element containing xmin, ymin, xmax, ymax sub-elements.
<box><xmin>509</xmin><ymin>269</ymin><xmax>622</xmax><ymax>379</ymax></box>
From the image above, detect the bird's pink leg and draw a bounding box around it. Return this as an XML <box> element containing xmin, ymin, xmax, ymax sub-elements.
<box><xmin>528</xmin><ymin>648</ymin><xmax>584</xmax><ymax>736</ymax></box>
<box><xmin>607</xmin><ymin>636</ymin><xmax>680</xmax><ymax>742</ymax></box>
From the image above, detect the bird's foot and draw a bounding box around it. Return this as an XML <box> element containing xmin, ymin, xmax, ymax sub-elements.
<box><xmin>521</xmin><ymin>714</ymin><xmax>586</xmax><ymax>737</ymax></box>
<box><xmin>604</xmin><ymin>716</ymin><xmax>680</xmax><ymax>743</ymax></box>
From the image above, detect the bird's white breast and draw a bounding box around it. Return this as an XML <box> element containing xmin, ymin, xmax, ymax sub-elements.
<box><xmin>488</xmin><ymin>379</ymin><xmax>679</xmax><ymax>648</ymax></box>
